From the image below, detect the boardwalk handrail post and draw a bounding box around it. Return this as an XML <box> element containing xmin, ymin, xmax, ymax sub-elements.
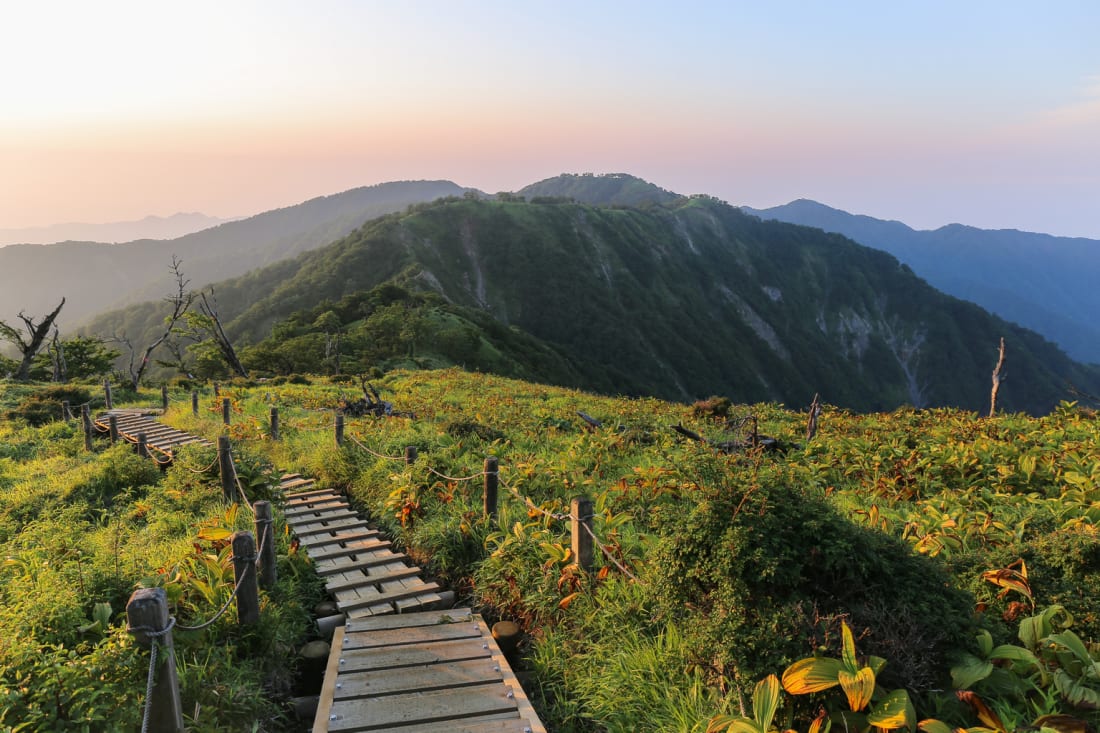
<box><xmin>103</xmin><ymin>379</ymin><xmax>112</xmax><ymax>410</ymax></box>
<box><xmin>405</xmin><ymin>445</ymin><xmax>418</xmax><ymax>465</ymax></box>
<box><xmin>213</xmin><ymin>382</ymin><xmax>219</xmax><ymax>397</ymax></box>
<box><xmin>217</xmin><ymin>436</ymin><xmax>237</xmax><ymax>502</ymax></box>
<box><xmin>161</xmin><ymin>385</ymin><xmax>169</xmax><ymax>412</ymax></box>
<box><xmin>222</xmin><ymin>397</ymin><xmax>231</xmax><ymax>426</ymax></box>
<box><xmin>334</xmin><ymin>412</ymin><xmax>345</xmax><ymax>446</ymax></box>
<box><xmin>483</xmin><ymin>456</ymin><xmax>499</xmax><ymax>520</ymax></box>
<box><xmin>269</xmin><ymin>407</ymin><xmax>279</xmax><ymax>441</ymax></box>
<box><xmin>137</xmin><ymin>432</ymin><xmax>150</xmax><ymax>459</ymax></box>
<box><xmin>571</xmin><ymin>496</ymin><xmax>594</xmax><ymax>572</ymax></box>
<box><xmin>81</xmin><ymin>404</ymin><xmax>93</xmax><ymax>452</ymax></box>
<box><xmin>254</xmin><ymin>501</ymin><xmax>277</xmax><ymax>589</ymax></box>
<box><xmin>126</xmin><ymin>587</ymin><xmax>184</xmax><ymax>732</ymax></box>
<box><xmin>108</xmin><ymin>415</ymin><xmax>119</xmax><ymax>444</ymax></box>
<box><xmin>232</xmin><ymin>531</ymin><xmax>260</xmax><ymax>625</ymax></box>
<box><xmin>191</xmin><ymin>390</ymin><xmax>198</xmax><ymax>416</ymax></box>
<box><xmin>62</xmin><ymin>400</ymin><xmax>71</xmax><ymax>422</ymax></box>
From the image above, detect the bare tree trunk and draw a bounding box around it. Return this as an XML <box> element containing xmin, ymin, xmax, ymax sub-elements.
<box><xmin>0</xmin><ymin>298</ymin><xmax>66</xmax><ymax>381</ymax></box>
<box><xmin>990</xmin><ymin>337</ymin><xmax>1006</xmax><ymax>417</ymax></box>
<box><xmin>50</xmin><ymin>327</ymin><xmax>67</xmax><ymax>382</ymax></box>
<box><xmin>197</xmin><ymin>289</ymin><xmax>248</xmax><ymax>378</ymax></box>
<box><xmin>118</xmin><ymin>258</ymin><xmax>194</xmax><ymax>389</ymax></box>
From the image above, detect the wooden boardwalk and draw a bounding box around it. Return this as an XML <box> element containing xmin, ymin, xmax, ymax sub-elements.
<box><xmin>93</xmin><ymin>409</ymin><xmax>211</xmax><ymax>461</ymax></box>
<box><xmin>280</xmin><ymin>475</ymin><xmax>547</xmax><ymax>733</ymax></box>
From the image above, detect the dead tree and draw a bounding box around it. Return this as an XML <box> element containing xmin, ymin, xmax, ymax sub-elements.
<box><xmin>0</xmin><ymin>298</ymin><xmax>66</xmax><ymax>381</ymax></box>
<box><xmin>49</xmin><ymin>327</ymin><xmax>67</xmax><ymax>382</ymax></box>
<box><xmin>194</xmin><ymin>289</ymin><xmax>248</xmax><ymax>378</ymax></box>
<box><xmin>989</xmin><ymin>337</ymin><xmax>1006</xmax><ymax>417</ymax></box>
<box><xmin>806</xmin><ymin>393</ymin><xmax>821</xmax><ymax>441</ymax></box>
<box><xmin>116</xmin><ymin>258</ymin><xmax>194</xmax><ymax>390</ymax></box>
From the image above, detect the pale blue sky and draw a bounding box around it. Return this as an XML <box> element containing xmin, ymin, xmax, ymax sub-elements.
<box><xmin>2</xmin><ymin>1</ymin><xmax>1098</xmax><ymax>236</ymax></box>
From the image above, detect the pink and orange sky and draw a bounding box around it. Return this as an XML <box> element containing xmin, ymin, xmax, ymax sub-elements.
<box><xmin>2</xmin><ymin>1</ymin><xmax>1099</xmax><ymax>237</ymax></box>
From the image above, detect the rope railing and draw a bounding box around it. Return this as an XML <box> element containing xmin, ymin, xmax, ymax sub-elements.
<box><xmin>347</xmin><ymin>434</ymin><xmax>406</xmax><ymax>462</ymax></box>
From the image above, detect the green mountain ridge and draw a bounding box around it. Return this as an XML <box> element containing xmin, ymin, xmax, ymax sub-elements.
<box><xmin>86</xmin><ymin>181</ymin><xmax>1100</xmax><ymax>414</ymax></box>
<box><xmin>742</xmin><ymin>198</ymin><xmax>1100</xmax><ymax>364</ymax></box>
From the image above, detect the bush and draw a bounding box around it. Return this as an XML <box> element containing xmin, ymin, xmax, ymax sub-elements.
<box><xmin>651</xmin><ymin>464</ymin><xmax>975</xmax><ymax>697</ymax></box>
<box><xmin>5</xmin><ymin>385</ymin><xmax>93</xmax><ymax>426</ymax></box>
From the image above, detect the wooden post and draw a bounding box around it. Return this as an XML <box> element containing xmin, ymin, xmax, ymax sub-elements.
<box><xmin>405</xmin><ymin>446</ymin><xmax>418</xmax><ymax>465</ymax></box>
<box><xmin>62</xmin><ymin>400</ymin><xmax>71</xmax><ymax>422</ymax></box>
<box><xmin>103</xmin><ymin>379</ymin><xmax>113</xmax><ymax>409</ymax></box>
<box><xmin>222</xmin><ymin>397</ymin><xmax>231</xmax><ymax>426</ymax></box>
<box><xmin>126</xmin><ymin>587</ymin><xmax>184</xmax><ymax>732</ymax></box>
<box><xmin>213</xmin><ymin>382</ymin><xmax>220</xmax><ymax>397</ymax></box>
<box><xmin>334</xmin><ymin>412</ymin><xmax>344</xmax><ymax>447</ymax></box>
<box><xmin>806</xmin><ymin>393</ymin><xmax>821</xmax><ymax>441</ymax></box>
<box><xmin>483</xmin><ymin>456</ymin><xmax>499</xmax><ymax>519</ymax></box>
<box><xmin>161</xmin><ymin>385</ymin><xmax>169</xmax><ymax>412</ymax></box>
<box><xmin>232</xmin><ymin>531</ymin><xmax>260</xmax><ymax>625</ymax></box>
<box><xmin>217</xmin><ymin>436</ymin><xmax>237</xmax><ymax>502</ymax></box>
<box><xmin>571</xmin><ymin>496</ymin><xmax>594</xmax><ymax>572</ymax></box>
<box><xmin>108</xmin><ymin>414</ymin><xmax>119</xmax><ymax>445</ymax></box>
<box><xmin>254</xmin><ymin>501</ymin><xmax>277</xmax><ymax>590</ymax></box>
<box><xmin>269</xmin><ymin>407</ymin><xmax>279</xmax><ymax>441</ymax></box>
<box><xmin>990</xmin><ymin>337</ymin><xmax>1006</xmax><ymax>418</ymax></box>
<box><xmin>81</xmin><ymin>404</ymin><xmax>93</xmax><ymax>451</ymax></box>
<box><xmin>191</xmin><ymin>390</ymin><xmax>198</xmax><ymax>416</ymax></box>
<box><xmin>137</xmin><ymin>432</ymin><xmax>150</xmax><ymax>459</ymax></box>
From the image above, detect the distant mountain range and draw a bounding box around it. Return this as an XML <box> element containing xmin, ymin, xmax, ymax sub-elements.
<box><xmin>0</xmin><ymin>212</ymin><xmax>233</xmax><ymax>247</ymax></box>
<box><xmin>86</xmin><ymin>174</ymin><xmax>1100</xmax><ymax>413</ymax></box>
<box><xmin>0</xmin><ymin>181</ymin><xmax>469</xmax><ymax>328</ymax></box>
<box><xmin>742</xmin><ymin>199</ymin><xmax>1100</xmax><ymax>364</ymax></box>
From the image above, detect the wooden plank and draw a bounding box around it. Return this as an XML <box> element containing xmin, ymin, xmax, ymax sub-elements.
<box><xmin>282</xmin><ymin>478</ymin><xmax>319</xmax><ymax>492</ymax></box>
<box><xmin>314</xmin><ymin>553</ymin><xmax>410</xmax><ymax>577</ymax></box>
<box><xmin>340</xmin><ymin>623</ymin><xmax>482</xmax><ymax>651</ymax></box>
<box><xmin>336</xmin><ymin>581</ymin><xmax>441</xmax><ymax>613</ymax></box>
<box><xmin>299</xmin><ymin>529</ymin><xmax>380</xmax><ymax>549</ymax></box>
<box><xmin>476</xmin><ymin>616</ymin><xmax>548</xmax><ymax>733</ymax></box>
<box><xmin>335</xmin><ymin>636</ymin><xmax>493</xmax><ymax>673</ymax></box>
<box><xmin>312</xmin><ymin>625</ymin><xmax>344</xmax><ymax>733</ymax></box>
<box><xmin>286</xmin><ymin>508</ymin><xmax>359</xmax><ymax>525</ymax></box>
<box><xmin>295</xmin><ymin>520</ymin><xmax>372</xmax><ymax>538</ymax></box>
<box><xmin>286</xmin><ymin>489</ymin><xmax>338</xmax><ymax>504</ymax></box>
<box><xmin>306</xmin><ymin>538</ymin><xmax>392</xmax><ymax>562</ymax></box>
<box><xmin>285</xmin><ymin>499</ymin><xmax>350</xmax><ymax>518</ymax></box>
<box><xmin>324</xmin><ymin>566</ymin><xmax>421</xmax><ymax>593</ymax></box>
<box><xmin>369</xmin><ymin>716</ymin><xmax>533</xmax><ymax>733</ymax></box>
<box><xmin>343</xmin><ymin>608</ymin><xmax>473</xmax><ymax>634</ymax></box>
<box><xmin>333</xmin><ymin>656</ymin><xmax>503</xmax><ymax>699</ymax></box>
<box><xmin>327</xmin><ymin>682</ymin><xmax>518</xmax><ymax>732</ymax></box>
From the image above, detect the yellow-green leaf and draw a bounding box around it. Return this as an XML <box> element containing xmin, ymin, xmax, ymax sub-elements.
<box><xmin>839</xmin><ymin>667</ymin><xmax>876</xmax><ymax>712</ymax></box>
<box><xmin>868</xmin><ymin>688</ymin><xmax>914</xmax><ymax>731</ymax></box>
<box><xmin>782</xmin><ymin>657</ymin><xmax>843</xmax><ymax>694</ymax></box>
<box><xmin>841</xmin><ymin>622</ymin><xmax>859</xmax><ymax>672</ymax></box>
<box><xmin>752</xmin><ymin>674</ymin><xmax>781</xmax><ymax>732</ymax></box>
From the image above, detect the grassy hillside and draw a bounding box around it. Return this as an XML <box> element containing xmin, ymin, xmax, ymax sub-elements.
<box><xmin>5</xmin><ymin>371</ymin><xmax>1098</xmax><ymax>730</ymax></box>
<box><xmin>90</xmin><ymin>195</ymin><xmax>1100</xmax><ymax>414</ymax></box>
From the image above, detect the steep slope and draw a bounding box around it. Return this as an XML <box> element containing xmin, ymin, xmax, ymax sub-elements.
<box><xmin>89</xmin><ymin>197</ymin><xmax>1099</xmax><ymax>414</ymax></box>
<box><xmin>743</xmin><ymin>199</ymin><xmax>1100</xmax><ymax>364</ymax></box>
<box><xmin>0</xmin><ymin>180</ymin><xmax>468</xmax><ymax>328</ymax></box>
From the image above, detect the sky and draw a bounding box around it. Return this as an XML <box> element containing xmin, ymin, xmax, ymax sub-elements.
<box><xmin>2</xmin><ymin>1</ymin><xmax>1099</xmax><ymax>238</ymax></box>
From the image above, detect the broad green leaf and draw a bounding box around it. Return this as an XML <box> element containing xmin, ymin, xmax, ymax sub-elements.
<box><xmin>868</xmin><ymin>655</ymin><xmax>888</xmax><ymax>678</ymax></box>
<box><xmin>918</xmin><ymin>719</ymin><xmax>956</xmax><ymax>733</ymax></box>
<box><xmin>753</xmin><ymin>674</ymin><xmax>782</xmax><ymax>732</ymax></box>
<box><xmin>92</xmin><ymin>602</ymin><xmax>112</xmax><ymax>628</ymax></box>
<box><xmin>988</xmin><ymin>644</ymin><xmax>1038</xmax><ymax>667</ymax></box>
<box><xmin>724</xmin><ymin>719</ymin><xmax>765</xmax><ymax>733</ymax></box>
<box><xmin>1051</xmin><ymin>669</ymin><xmax>1100</xmax><ymax>710</ymax></box>
<box><xmin>975</xmin><ymin>630</ymin><xmax>993</xmax><ymax>658</ymax></box>
<box><xmin>951</xmin><ymin>654</ymin><xmax>993</xmax><ymax>690</ymax></box>
<box><xmin>867</xmin><ymin>688</ymin><xmax>914</xmax><ymax>731</ymax></box>
<box><xmin>1033</xmin><ymin>714</ymin><xmax>1097</xmax><ymax>733</ymax></box>
<box><xmin>839</xmin><ymin>667</ymin><xmax>876</xmax><ymax>711</ymax></box>
<box><xmin>783</xmin><ymin>657</ymin><xmax>844</xmax><ymax>694</ymax></box>
<box><xmin>841</xmin><ymin>622</ymin><xmax>860</xmax><ymax>672</ymax></box>
<box><xmin>1047</xmin><ymin>631</ymin><xmax>1100</xmax><ymax>675</ymax></box>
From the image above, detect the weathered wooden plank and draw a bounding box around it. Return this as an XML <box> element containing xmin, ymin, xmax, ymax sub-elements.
<box><xmin>336</xmin><ymin>581</ymin><xmax>441</xmax><ymax>613</ymax></box>
<box><xmin>285</xmin><ymin>499</ymin><xmax>350</xmax><ymax>518</ymax></box>
<box><xmin>477</xmin><ymin>615</ymin><xmax>548</xmax><ymax>733</ymax></box>
<box><xmin>323</xmin><ymin>566</ymin><xmax>421</xmax><ymax>593</ymax></box>
<box><xmin>286</xmin><ymin>508</ymin><xmax>359</xmax><ymax>525</ymax></box>
<box><xmin>333</xmin><ymin>656</ymin><xmax>504</xmax><ymax>700</ymax></box>
<box><xmin>306</xmin><ymin>538</ymin><xmax>392</xmax><ymax>562</ymax></box>
<box><xmin>314</xmin><ymin>553</ymin><xmax>410</xmax><ymax>577</ymax></box>
<box><xmin>286</xmin><ymin>489</ymin><xmax>338</xmax><ymax>504</ymax></box>
<box><xmin>299</xmin><ymin>529</ymin><xmax>380</xmax><ymax>550</ymax></box>
<box><xmin>342</xmin><ymin>608</ymin><xmax>473</xmax><ymax>634</ymax></box>
<box><xmin>368</xmin><ymin>716</ymin><xmax>533</xmax><ymax>733</ymax></box>
<box><xmin>335</xmin><ymin>636</ymin><xmax>493</xmax><ymax>674</ymax></box>
<box><xmin>282</xmin><ymin>479</ymin><xmax>320</xmax><ymax>493</ymax></box>
<box><xmin>326</xmin><ymin>682</ymin><xmax>517</xmax><ymax>732</ymax></box>
<box><xmin>339</xmin><ymin>622</ymin><xmax>481</xmax><ymax>651</ymax></box>
<box><xmin>313</xmin><ymin>626</ymin><xmax>345</xmax><ymax>733</ymax></box>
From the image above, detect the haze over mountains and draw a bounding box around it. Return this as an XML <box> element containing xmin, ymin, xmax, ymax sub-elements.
<box><xmin>743</xmin><ymin>200</ymin><xmax>1100</xmax><ymax>365</ymax></box>
<box><xmin>81</xmin><ymin>174</ymin><xmax>1100</xmax><ymax>415</ymax></box>
<box><xmin>0</xmin><ymin>212</ymin><xmax>232</xmax><ymax>247</ymax></box>
<box><xmin>0</xmin><ymin>180</ymin><xmax>468</xmax><ymax>326</ymax></box>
